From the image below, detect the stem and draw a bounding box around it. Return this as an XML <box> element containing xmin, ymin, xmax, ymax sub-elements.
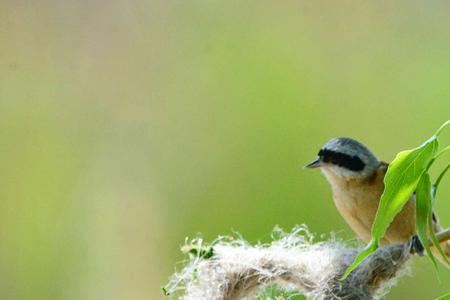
<box><xmin>433</xmin><ymin>162</ymin><xmax>450</xmax><ymax>200</ymax></box>
<box><xmin>435</xmin><ymin>120</ymin><xmax>450</xmax><ymax>136</ymax></box>
<box><xmin>435</xmin><ymin>145</ymin><xmax>450</xmax><ymax>160</ymax></box>
<box><xmin>410</xmin><ymin>227</ymin><xmax>450</xmax><ymax>255</ymax></box>
<box><xmin>436</xmin><ymin>227</ymin><xmax>450</xmax><ymax>244</ymax></box>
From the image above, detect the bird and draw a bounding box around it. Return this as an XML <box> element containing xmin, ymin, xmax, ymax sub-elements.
<box><xmin>306</xmin><ymin>137</ymin><xmax>450</xmax><ymax>261</ymax></box>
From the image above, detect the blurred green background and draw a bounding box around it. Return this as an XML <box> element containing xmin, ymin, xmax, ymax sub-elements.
<box><xmin>1</xmin><ymin>1</ymin><xmax>449</xmax><ymax>299</ymax></box>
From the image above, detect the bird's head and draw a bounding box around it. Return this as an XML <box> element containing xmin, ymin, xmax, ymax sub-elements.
<box><xmin>306</xmin><ymin>137</ymin><xmax>380</xmax><ymax>179</ymax></box>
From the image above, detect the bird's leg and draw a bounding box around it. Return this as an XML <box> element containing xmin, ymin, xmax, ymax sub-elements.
<box><xmin>410</xmin><ymin>235</ymin><xmax>425</xmax><ymax>256</ymax></box>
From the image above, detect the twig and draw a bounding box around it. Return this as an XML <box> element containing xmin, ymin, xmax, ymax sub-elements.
<box><xmin>410</xmin><ymin>227</ymin><xmax>450</xmax><ymax>255</ymax></box>
<box><xmin>436</xmin><ymin>227</ymin><xmax>450</xmax><ymax>243</ymax></box>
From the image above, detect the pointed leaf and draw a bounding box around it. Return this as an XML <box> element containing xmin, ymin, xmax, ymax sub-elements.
<box><xmin>434</xmin><ymin>292</ymin><xmax>450</xmax><ymax>300</ymax></box>
<box><xmin>343</xmin><ymin>135</ymin><xmax>439</xmax><ymax>277</ymax></box>
<box><xmin>372</xmin><ymin>136</ymin><xmax>439</xmax><ymax>240</ymax></box>
<box><xmin>433</xmin><ymin>162</ymin><xmax>450</xmax><ymax>198</ymax></box>
<box><xmin>428</xmin><ymin>222</ymin><xmax>450</xmax><ymax>267</ymax></box>
<box><xmin>428</xmin><ymin>210</ymin><xmax>450</xmax><ymax>266</ymax></box>
<box><xmin>435</xmin><ymin>120</ymin><xmax>450</xmax><ymax>136</ymax></box>
<box><xmin>415</xmin><ymin>172</ymin><xmax>438</xmax><ymax>269</ymax></box>
<box><xmin>341</xmin><ymin>240</ymin><xmax>378</xmax><ymax>279</ymax></box>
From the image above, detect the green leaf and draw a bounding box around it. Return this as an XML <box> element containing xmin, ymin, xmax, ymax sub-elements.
<box><xmin>372</xmin><ymin>136</ymin><xmax>439</xmax><ymax>239</ymax></box>
<box><xmin>428</xmin><ymin>202</ymin><xmax>450</xmax><ymax>266</ymax></box>
<box><xmin>342</xmin><ymin>121</ymin><xmax>450</xmax><ymax>278</ymax></box>
<box><xmin>435</xmin><ymin>145</ymin><xmax>450</xmax><ymax>160</ymax></box>
<box><xmin>434</xmin><ymin>292</ymin><xmax>450</xmax><ymax>300</ymax></box>
<box><xmin>434</xmin><ymin>162</ymin><xmax>450</xmax><ymax>198</ymax></box>
<box><xmin>415</xmin><ymin>172</ymin><xmax>438</xmax><ymax>269</ymax></box>
<box><xmin>341</xmin><ymin>240</ymin><xmax>378</xmax><ymax>279</ymax></box>
<box><xmin>435</xmin><ymin>120</ymin><xmax>450</xmax><ymax>136</ymax></box>
<box><xmin>428</xmin><ymin>216</ymin><xmax>450</xmax><ymax>267</ymax></box>
<box><xmin>161</xmin><ymin>287</ymin><xmax>170</xmax><ymax>296</ymax></box>
<box><xmin>182</xmin><ymin>244</ymin><xmax>215</xmax><ymax>259</ymax></box>
<box><xmin>342</xmin><ymin>135</ymin><xmax>439</xmax><ymax>278</ymax></box>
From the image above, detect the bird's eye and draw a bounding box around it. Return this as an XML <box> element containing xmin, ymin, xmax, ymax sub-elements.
<box><xmin>331</xmin><ymin>152</ymin><xmax>341</xmax><ymax>165</ymax></box>
<box><xmin>318</xmin><ymin>149</ymin><xmax>330</xmax><ymax>162</ymax></box>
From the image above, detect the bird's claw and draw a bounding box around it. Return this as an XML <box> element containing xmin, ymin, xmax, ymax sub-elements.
<box><xmin>410</xmin><ymin>235</ymin><xmax>425</xmax><ymax>256</ymax></box>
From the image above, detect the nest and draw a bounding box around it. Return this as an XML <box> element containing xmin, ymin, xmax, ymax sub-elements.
<box><xmin>165</xmin><ymin>226</ymin><xmax>412</xmax><ymax>300</ymax></box>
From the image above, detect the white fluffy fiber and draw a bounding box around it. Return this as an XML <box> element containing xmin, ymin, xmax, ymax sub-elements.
<box><xmin>165</xmin><ymin>226</ymin><xmax>411</xmax><ymax>300</ymax></box>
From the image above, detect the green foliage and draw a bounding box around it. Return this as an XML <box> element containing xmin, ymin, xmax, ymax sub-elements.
<box><xmin>415</xmin><ymin>173</ymin><xmax>438</xmax><ymax>269</ymax></box>
<box><xmin>182</xmin><ymin>244</ymin><xmax>215</xmax><ymax>259</ymax></box>
<box><xmin>435</xmin><ymin>292</ymin><xmax>450</xmax><ymax>300</ymax></box>
<box><xmin>343</xmin><ymin>121</ymin><xmax>450</xmax><ymax>279</ymax></box>
<box><xmin>161</xmin><ymin>287</ymin><xmax>170</xmax><ymax>297</ymax></box>
<box><xmin>434</xmin><ymin>161</ymin><xmax>450</xmax><ymax>198</ymax></box>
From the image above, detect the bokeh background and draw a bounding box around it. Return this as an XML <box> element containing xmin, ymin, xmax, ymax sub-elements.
<box><xmin>1</xmin><ymin>1</ymin><xmax>450</xmax><ymax>299</ymax></box>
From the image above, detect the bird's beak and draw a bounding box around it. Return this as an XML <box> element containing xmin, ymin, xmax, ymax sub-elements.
<box><xmin>305</xmin><ymin>158</ymin><xmax>323</xmax><ymax>169</ymax></box>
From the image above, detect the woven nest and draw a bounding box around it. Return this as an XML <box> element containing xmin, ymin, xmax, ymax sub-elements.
<box><xmin>165</xmin><ymin>226</ymin><xmax>412</xmax><ymax>300</ymax></box>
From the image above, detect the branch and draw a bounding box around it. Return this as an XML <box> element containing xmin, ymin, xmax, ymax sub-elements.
<box><xmin>436</xmin><ymin>227</ymin><xmax>450</xmax><ymax>244</ymax></box>
<box><xmin>164</xmin><ymin>226</ymin><xmax>414</xmax><ymax>300</ymax></box>
<box><xmin>409</xmin><ymin>227</ymin><xmax>450</xmax><ymax>255</ymax></box>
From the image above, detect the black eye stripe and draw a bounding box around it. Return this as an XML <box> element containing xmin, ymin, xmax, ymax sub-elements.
<box><xmin>318</xmin><ymin>149</ymin><xmax>365</xmax><ymax>171</ymax></box>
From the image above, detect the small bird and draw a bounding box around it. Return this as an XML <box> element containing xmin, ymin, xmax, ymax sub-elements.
<box><xmin>306</xmin><ymin>137</ymin><xmax>450</xmax><ymax>260</ymax></box>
